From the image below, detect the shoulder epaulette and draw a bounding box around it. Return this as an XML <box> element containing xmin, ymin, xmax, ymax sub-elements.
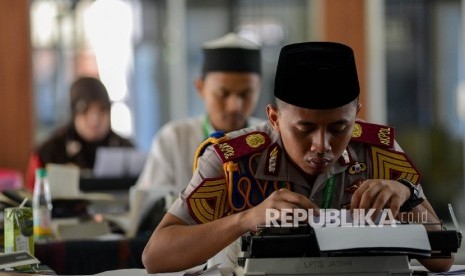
<box><xmin>351</xmin><ymin>121</ymin><xmax>395</xmax><ymax>148</ymax></box>
<box><xmin>213</xmin><ymin>131</ymin><xmax>270</xmax><ymax>163</ymax></box>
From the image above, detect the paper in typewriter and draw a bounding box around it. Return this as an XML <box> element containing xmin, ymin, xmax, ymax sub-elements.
<box><xmin>314</xmin><ymin>224</ymin><xmax>431</xmax><ymax>256</ymax></box>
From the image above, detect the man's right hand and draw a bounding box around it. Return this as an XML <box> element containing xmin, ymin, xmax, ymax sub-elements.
<box><xmin>143</xmin><ymin>188</ymin><xmax>318</xmax><ymax>273</ymax></box>
<box><xmin>240</xmin><ymin>188</ymin><xmax>319</xmax><ymax>232</ymax></box>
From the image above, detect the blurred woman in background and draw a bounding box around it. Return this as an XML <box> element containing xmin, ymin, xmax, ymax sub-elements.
<box><xmin>26</xmin><ymin>77</ymin><xmax>133</xmax><ymax>190</ymax></box>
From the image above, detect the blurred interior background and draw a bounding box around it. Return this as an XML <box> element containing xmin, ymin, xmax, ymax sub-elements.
<box><xmin>1</xmin><ymin>0</ymin><xmax>465</xmax><ymax>223</ymax></box>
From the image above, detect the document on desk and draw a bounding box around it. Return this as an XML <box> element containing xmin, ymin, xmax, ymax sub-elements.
<box><xmin>47</xmin><ymin>163</ymin><xmax>80</xmax><ymax>198</ymax></box>
<box><xmin>93</xmin><ymin>147</ymin><xmax>147</xmax><ymax>177</ymax></box>
<box><xmin>55</xmin><ymin>220</ymin><xmax>113</xmax><ymax>240</ymax></box>
<box><xmin>313</xmin><ymin>224</ymin><xmax>431</xmax><ymax>256</ymax></box>
<box><xmin>411</xmin><ymin>265</ymin><xmax>465</xmax><ymax>275</ymax></box>
<box><xmin>47</xmin><ymin>164</ymin><xmax>114</xmax><ymax>201</ymax></box>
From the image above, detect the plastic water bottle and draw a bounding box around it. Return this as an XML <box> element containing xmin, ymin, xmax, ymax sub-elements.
<box><xmin>32</xmin><ymin>168</ymin><xmax>53</xmax><ymax>240</ymax></box>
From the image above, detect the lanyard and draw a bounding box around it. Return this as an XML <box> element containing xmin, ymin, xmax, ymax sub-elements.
<box><xmin>202</xmin><ymin>116</ymin><xmax>213</xmax><ymax>139</ymax></box>
<box><xmin>321</xmin><ymin>177</ymin><xmax>335</xmax><ymax>209</ymax></box>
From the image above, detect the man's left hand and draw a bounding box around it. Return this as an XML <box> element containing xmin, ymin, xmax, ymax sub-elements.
<box><xmin>350</xmin><ymin>179</ymin><xmax>411</xmax><ymax>218</ymax></box>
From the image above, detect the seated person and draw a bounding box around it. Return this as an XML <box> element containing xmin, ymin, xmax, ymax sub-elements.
<box><xmin>141</xmin><ymin>42</ymin><xmax>454</xmax><ymax>273</ymax></box>
<box><xmin>26</xmin><ymin>77</ymin><xmax>134</xmax><ymax>191</ymax></box>
<box><xmin>135</xmin><ymin>33</ymin><xmax>263</xmax><ymax>193</ymax></box>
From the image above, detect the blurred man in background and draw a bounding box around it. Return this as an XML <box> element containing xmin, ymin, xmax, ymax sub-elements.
<box><xmin>135</xmin><ymin>33</ymin><xmax>262</xmax><ymax>193</ymax></box>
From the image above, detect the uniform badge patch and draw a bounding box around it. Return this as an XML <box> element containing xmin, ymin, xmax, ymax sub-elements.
<box><xmin>187</xmin><ymin>177</ymin><xmax>229</xmax><ymax>224</ymax></box>
<box><xmin>265</xmin><ymin>143</ymin><xmax>281</xmax><ymax>176</ymax></box>
<box><xmin>217</xmin><ymin>143</ymin><xmax>235</xmax><ymax>160</ymax></box>
<box><xmin>339</xmin><ymin>149</ymin><xmax>352</xmax><ymax>165</ymax></box>
<box><xmin>348</xmin><ymin>162</ymin><xmax>367</xmax><ymax>175</ymax></box>
<box><xmin>246</xmin><ymin>133</ymin><xmax>266</xmax><ymax>148</ymax></box>
<box><xmin>370</xmin><ymin>146</ymin><xmax>421</xmax><ymax>184</ymax></box>
<box><xmin>352</xmin><ymin>123</ymin><xmax>362</xmax><ymax>138</ymax></box>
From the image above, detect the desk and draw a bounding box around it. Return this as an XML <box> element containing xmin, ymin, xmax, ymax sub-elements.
<box><xmin>93</xmin><ymin>265</ymin><xmax>228</xmax><ymax>276</ymax></box>
<box><xmin>90</xmin><ymin>265</ymin><xmax>465</xmax><ymax>276</ymax></box>
<box><xmin>34</xmin><ymin>234</ymin><xmax>150</xmax><ymax>275</ymax></box>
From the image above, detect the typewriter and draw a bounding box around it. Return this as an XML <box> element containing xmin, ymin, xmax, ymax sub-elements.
<box><xmin>237</xmin><ymin>205</ymin><xmax>462</xmax><ymax>276</ymax></box>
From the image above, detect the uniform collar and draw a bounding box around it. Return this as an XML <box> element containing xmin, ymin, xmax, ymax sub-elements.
<box><xmin>252</xmin><ymin>126</ymin><xmax>312</xmax><ymax>192</ymax></box>
<box><xmin>203</xmin><ymin>115</ymin><xmax>251</xmax><ymax>139</ymax></box>
<box><xmin>254</xmin><ymin>127</ymin><xmax>287</xmax><ymax>182</ymax></box>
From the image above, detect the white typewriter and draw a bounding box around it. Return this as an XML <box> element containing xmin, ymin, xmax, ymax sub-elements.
<box><xmin>237</xmin><ymin>206</ymin><xmax>462</xmax><ymax>276</ymax></box>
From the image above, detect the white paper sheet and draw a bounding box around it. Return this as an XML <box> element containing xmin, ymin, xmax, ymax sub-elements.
<box><xmin>313</xmin><ymin>224</ymin><xmax>431</xmax><ymax>254</ymax></box>
<box><xmin>93</xmin><ymin>147</ymin><xmax>147</xmax><ymax>177</ymax></box>
<box><xmin>47</xmin><ymin>163</ymin><xmax>80</xmax><ymax>198</ymax></box>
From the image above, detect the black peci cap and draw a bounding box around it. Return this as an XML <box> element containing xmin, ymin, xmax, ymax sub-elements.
<box><xmin>274</xmin><ymin>42</ymin><xmax>359</xmax><ymax>109</ymax></box>
<box><xmin>202</xmin><ymin>33</ymin><xmax>261</xmax><ymax>76</ymax></box>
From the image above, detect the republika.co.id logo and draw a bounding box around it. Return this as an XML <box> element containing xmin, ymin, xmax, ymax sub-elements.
<box><xmin>265</xmin><ymin>208</ymin><xmax>428</xmax><ymax>227</ymax></box>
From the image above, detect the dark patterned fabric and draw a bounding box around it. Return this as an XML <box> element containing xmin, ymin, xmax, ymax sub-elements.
<box><xmin>35</xmin><ymin>234</ymin><xmax>149</xmax><ymax>275</ymax></box>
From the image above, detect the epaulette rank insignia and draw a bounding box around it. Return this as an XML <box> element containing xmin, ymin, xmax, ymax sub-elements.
<box><xmin>264</xmin><ymin>143</ymin><xmax>282</xmax><ymax>176</ymax></box>
<box><xmin>351</xmin><ymin>121</ymin><xmax>394</xmax><ymax>148</ymax></box>
<box><xmin>213</xmin><ymin>131</ymin><xmax>270</xmax><ymax>163</ymax></box>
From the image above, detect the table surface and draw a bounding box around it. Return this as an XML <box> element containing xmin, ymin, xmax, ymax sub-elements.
<box><xmin>92</xmin><ymin>264</ymin><xmax>465</xmax><ymax>276</ymax></box>
<box><xmin>3</xmin><ymin>262</ymin><xmax>464</xmax><ymax>275</ymax></box>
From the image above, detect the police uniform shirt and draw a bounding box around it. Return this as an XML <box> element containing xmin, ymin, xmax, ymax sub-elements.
<box><xmin>168</xmin><ymin>120</ymin><xmax>425</xmax><ymax>225</ymax></box>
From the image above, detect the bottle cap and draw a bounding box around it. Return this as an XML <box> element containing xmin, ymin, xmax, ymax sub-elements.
<box><xmin>35</xmin><ymin>168</ymin><xmax>47</xmax><ymax>178</ymax></box>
